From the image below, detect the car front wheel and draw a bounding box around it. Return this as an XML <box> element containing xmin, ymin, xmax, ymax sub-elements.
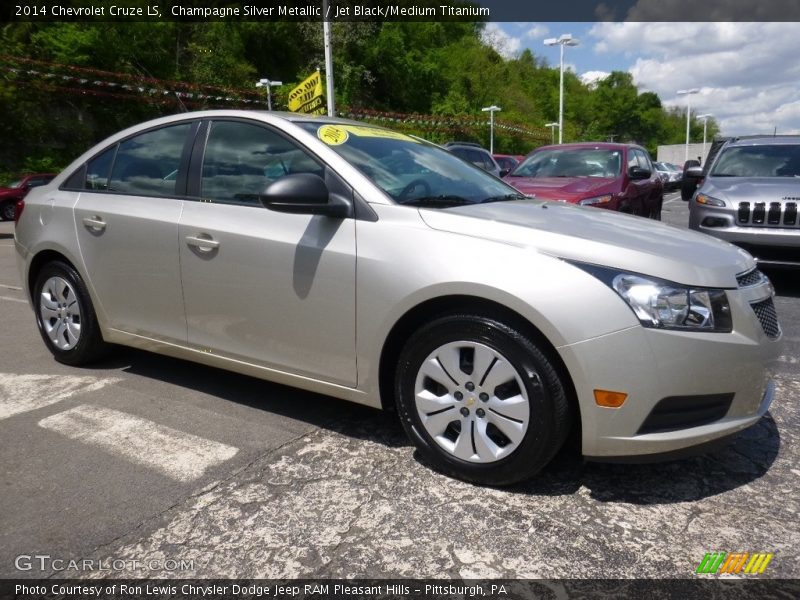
<box><xmin>395</xmin><ymin>314</ymin><xmax>572</xmax><ymax>486</ymax></box>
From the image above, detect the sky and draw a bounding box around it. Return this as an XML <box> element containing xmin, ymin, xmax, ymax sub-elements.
<box><xmin>482</xmin><ymin>22</ymin><xmax>800</xmax><ymax>136</ymax></box>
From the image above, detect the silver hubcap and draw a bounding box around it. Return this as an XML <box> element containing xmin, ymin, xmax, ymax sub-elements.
<box><xmin>414</xmin><ymin>341</ymin><xmax>531</xmax><ymax>463</ymax></box>
<box><xmin>39</xmin><ymin>276</ymin><xmax>82</xmax><ymax>351</ymax></box>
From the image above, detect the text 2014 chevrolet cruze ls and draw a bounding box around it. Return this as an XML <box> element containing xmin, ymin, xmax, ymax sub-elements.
<box><xmin>15</xmin><ymin>111</ymin><xmax>782</xmax><ymax>485</ymax></box>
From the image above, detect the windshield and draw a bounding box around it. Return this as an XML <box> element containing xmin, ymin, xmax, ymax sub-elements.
<box><xmin>510</xmin><ymin>148</ymin><xmax>622</xmax><ymax>178</ymax></box>
<box><xmin>711</xmin><ymin>144</ymin><xmax>800</xmax><ymax>177</ymax></box>
<box><xmin>295</xmin><ymin>122</ymin><xmax>524</xmax><ymax>207</ymax></box>
<box><xmin>6</xmin><ymin>179</ymin><xmax>22</xmax><ymax>188</ymax></box>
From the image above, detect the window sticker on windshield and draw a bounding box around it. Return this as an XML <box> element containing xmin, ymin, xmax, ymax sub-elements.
<box><xmin>317</xmin><ymin>124</ymin><xmax>416</xmax><ymax>144</ymax></box>
<box><xmin>317</xmin><ymin>125</ymin><xmax>349</xmax><ymax>145</ymax></box>
<box><xmin>338</xmin><ymin>125</ymin><xmax>415</xmax><ymax>142</ymax></box>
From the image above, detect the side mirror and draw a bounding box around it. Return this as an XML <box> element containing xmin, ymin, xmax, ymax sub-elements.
<box><xmin>684</xmin><ymin>166</ymin><xmax>704</xmax><ymax>178</ymax></box>
<box><xmin>628</xmin><ymin>166</ymin><xmax>651</xmax><ymax>180</ymax></box>
<box><xmin>260</xmin><ymin>173</ymin><xmax>351</xmax><ymax>218</ymax></box>
<box><xmin>499</xmin><ymin>168</ymin><xmax>510</xmax><ymax>178</ymax></box>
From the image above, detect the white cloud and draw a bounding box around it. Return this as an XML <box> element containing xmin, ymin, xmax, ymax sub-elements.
<box><xmin>588</xmin><ymin>22</ymin><xmax>800</xmax><ymax>135</ymax></box>
<box><xmin>481</xmin><ymin>23</ymin><xmax>522</xmax><ymax>59</ymax></box>
<box><xmin>524</xmin><ymin>24</ymin><xmax>550</xmax><ymax>40</ymax></box>
<box><xmin>581</xmin><ymin>71</ymin><xmax>610</xmax><ymax>87</ymax></box>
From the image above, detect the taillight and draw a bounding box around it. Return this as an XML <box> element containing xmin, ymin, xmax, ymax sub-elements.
<box><xmin>14</xmin><ymin>199</ymin><xmax>24</xmax><ymax>224</ymax></box>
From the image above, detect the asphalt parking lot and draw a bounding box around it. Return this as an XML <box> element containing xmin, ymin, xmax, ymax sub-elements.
<box><xmin>1</xmin><ymin>191</ymin><xmax>798</xmax><ymax>580</ymax></box>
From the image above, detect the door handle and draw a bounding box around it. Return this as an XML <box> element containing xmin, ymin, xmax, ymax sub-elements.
<box><xmin>82</xmin><ymin>216</ymin><xmax>106</xmax><ymax>232</ymax></box>
<box><xmin>185</xmin><ymin>234</ymin><xmax>220</xmax><ymax>252</ymax></box>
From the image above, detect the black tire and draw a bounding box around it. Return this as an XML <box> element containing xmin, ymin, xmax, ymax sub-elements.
<box><xmin>33</xmin><ymin>261</ymin><xmax>109</xmax><ymax>365</ymax></box>
<box><xmin>651</xmin><ymin>197</ymin><xmax>663</xmax><ymax>220</ymax></box>
<box><xmin>0</xmin><ymin>199</ymin><xmax>16</xmax><ymax>221</ymax></box>
<box><xmin>395</xmin><ymin>314</ymin><xmax>572</xmax><ymax>486</ymax></box>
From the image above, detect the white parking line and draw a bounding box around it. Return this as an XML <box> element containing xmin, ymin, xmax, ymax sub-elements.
<box><xmin>0</xmin><ymin>373</ymin><xmax>121</xmax><ymax>420</ymax></box>
<box><xmin>0</xmin><ymin>295</ymin><xmax>26</xmax><ymax>304</ymax></box>
<box><xmin>0</xmin><ymin>283</ymin><xmax>23</xmax><ymax>290</ymax></box>
<box><xmin>38</xmin><ymin>405</ymin><xmax>239</xmax><ymax>482</ymax></box>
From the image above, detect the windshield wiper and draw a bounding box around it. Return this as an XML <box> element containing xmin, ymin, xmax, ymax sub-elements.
<box><xmin>400</xmin><ymin>195</ymin><xmax>473</xmax><ymax>208</ymax></box>
<box><xmin>480</xmin><ymin>193</ymin><xmax>529</xmax><ymax>203</ymax></box>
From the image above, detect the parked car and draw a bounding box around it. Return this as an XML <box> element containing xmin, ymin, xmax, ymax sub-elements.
<box><xmin>654</xmin><ymin>161</ymin><xmax>682</xmax><ymax>191</ymax></box>
<box><xmin>0</xmin><ymin>173</ymin><xmax>57</xmax><ymax>221</ymax></box>
<box><xmin>15</xmin><ymin>111</ymin><xmax>781</xmax><ymax>485</ymax></box>
<box><xmin>444</xmin><ymin>142</ymin><xmax>502</xmax><ymax>177</ymax></box>
<box><xmin>504</xmin><ymin>143</ymin><xmax>664</xmax><ymax>219</ymax></box>
<box><xmin>493</xmin><ymin>154</ymin><xmax>525</xmax><ymax>175</ymax></box>
<box><xmin>687</xmin><ymin>135</ymin><xmax>800</xmax><ymax>267</ymax></box>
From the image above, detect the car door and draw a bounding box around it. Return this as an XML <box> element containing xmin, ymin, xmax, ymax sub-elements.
<box><xmin>178</xmin><ymin>119</ymin><xmax>357</xmax><ymax>386</ymax></box>
<box><xmin>623</xmin><ymin>148</ymin><xmax>650</xmax><ymax>215</ymax></box>
<box><xmin>73</xmin><ymin>121</ymin><xmax>196</xmax><ymax>343</ymax></box>
<box><xmin>636</xmin><ymin>149</ymin><xmax>661</xmax><ymax>215</ymax></box>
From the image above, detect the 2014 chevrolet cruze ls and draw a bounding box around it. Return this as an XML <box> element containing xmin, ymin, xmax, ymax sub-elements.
<box><xmin>15</xmin><ymin>111</ymin><xmax>782</xmax><ymax>485</ymax></box>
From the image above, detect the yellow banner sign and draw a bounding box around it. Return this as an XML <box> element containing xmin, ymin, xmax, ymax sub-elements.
<box><xmin>288</xmin><ymin>71</ymin><xmax>324</xmax><ymax>113</ymax></box>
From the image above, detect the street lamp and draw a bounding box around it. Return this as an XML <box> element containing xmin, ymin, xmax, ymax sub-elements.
<box><xmin>256</xmin><ymin>77</ymin><xmax>283</xmax><ymax>111</ymax></box>
<box><xmin>677</xmin><ymin>88</ymin><xmax>699</xmax><ymax>162</ymax></box>
<box><xmin>697</xmin><ymin>113</ymin><xmax>713</xmax><ymax>163</ymax></box>
<box><xmin>545</xmin><ymin>122</ymin><xmax>559</xmax><ymax>144</ymax></box>
<box><xmin>482</xmin><ymin>105</ymin><xmax>501</xmax><ymax>154</ymax></box>
<box><xmin>544</xmin><ymin>33</ymin><xmax>579</xmax><ymax>144</ymax></box>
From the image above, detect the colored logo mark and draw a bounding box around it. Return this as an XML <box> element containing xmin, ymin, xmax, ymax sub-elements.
<box><xmin>696</xmin><ymin>552</ymin><xmax>774</xmax><ymax>575</ymax></box>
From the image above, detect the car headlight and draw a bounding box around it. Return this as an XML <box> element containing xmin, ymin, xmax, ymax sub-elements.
<box><xmin>573</xmin><ymin>264</ymin><xmax>733</xmax><ymax>332</ymax></box>
<box><xmin>578</xmin><ymin>194</ymin><xmax>613</xmax><ymax>206</ymax></box>
<box><xmin>695</xmin><ymin>193</ymin><xmax>725</xmax><ymax>207</ymax></box>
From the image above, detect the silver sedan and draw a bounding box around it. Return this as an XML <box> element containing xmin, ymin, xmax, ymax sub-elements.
<box><xmin>15</xmin><ymin>111</ymin><xmax>782</xmax><ymax>485</ymax></box>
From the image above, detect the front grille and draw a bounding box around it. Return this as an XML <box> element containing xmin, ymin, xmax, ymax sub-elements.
<box><xmin>737</xmin><ymin>201</ymin><xmax>800</xmax><ymax>228</ymax></box>
<box><xmin>736</xmin><ymin>268</ymin><xmax>765</xmax><ymax>288</ymax></box>
<box><xmin>638</xmin><ymin>394</ymin><xmax>734</xmax><ymax>434</ymax></box>
<box><xmin>751</xmin><ymin>297</ymin><xmax>781</xmax><ymax>339</ymax></box>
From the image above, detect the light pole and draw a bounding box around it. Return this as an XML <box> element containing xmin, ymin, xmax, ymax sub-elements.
<box><xmin>697</xmin><ymin>113</ymin><xmax>713</xmax><ymax>163</ymax></box>
<box><xmin>677</xmin><ymin>88</ymin><xmax>699</xmax><ymax>162</ymax></box>
<box><xmin>544</xmin><ymin>33</ymin><xmax>579</xmax><ymax>144</ymax></box>
<box><xmin>545</xmin><ymin>122</ymin><xmax>559</xmax><ymax>144</ymax></box>
<box><xmin>482</xmin><ymin>105</ymin><xmax>501</xmax><ymax>154</ymax></box>
<box><xmin>256</xmin><ymin>78</ymin><xmax>283</xmax><ymax>111</ymax></box>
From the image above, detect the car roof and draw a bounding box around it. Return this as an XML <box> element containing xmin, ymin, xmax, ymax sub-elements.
<box><xmin>533</xmin><ymin>142</ymin><xmax>638</xmax><ymax>151</ymax></box>
<box><xmin>725</xmin><ymin>135</ymin><xmax>800</xmax><ymax>147</ymax></box>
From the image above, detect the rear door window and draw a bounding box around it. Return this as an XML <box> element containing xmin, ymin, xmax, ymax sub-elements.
<box><xmin>108</xmin><ymin>123</ymin><xmax>191</xmax><ymax>197</ymax></box>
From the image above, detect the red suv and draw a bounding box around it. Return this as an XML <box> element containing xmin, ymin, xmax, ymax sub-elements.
<box><xmin>0</xmin><ymin>173</ymin><xmax>57</xmax><ymax>221</ymax></box>
<box><xmin>504</xmin><ymin>143</ymin><xmax>664</xmax><ymax>219</ymax></box>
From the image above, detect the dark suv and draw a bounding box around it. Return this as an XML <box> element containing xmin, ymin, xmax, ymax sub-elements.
<box><xmin>504</xmin><ymin>142</ymin><xmax>664</xmax><ymax>219</ymax></box>
<box><xmin>445</xmin><ymin>142</ymin><xmax>503</xmax><ymax>177</ymax></box>
<box><xmin>686</xmin><ymin>135</ymin><xmax>800</xmax><ymax>266</ymax></box>
<box><xmin>0</xmin><ymin>173</ymin><xmax>57</xmax><ymax>221</ymax></box>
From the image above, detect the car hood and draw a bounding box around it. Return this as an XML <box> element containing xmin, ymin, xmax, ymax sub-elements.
<box><xmin>504</xmin><ymin>176</ymin><xmax>616</xmax><ymax>201</ymax></box>
<box><xmin>702</xmin><ymin>177</ymin><xmax>800</xmax><ymax>201</ymax></box>
<box><xmin>419</xmin><ymin>200</ymin><xmax>754</xmax><ymax>288</ymax></box>
<box><xmin>0</xmin><ymin>186</ymin><xmax>19</xmax><ymax>197</ymax></box>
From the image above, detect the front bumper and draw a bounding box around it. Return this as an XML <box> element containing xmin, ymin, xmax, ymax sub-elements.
<box><xmin>557</xmin><ymin>287</ymin><xmax>782</xmax><ymax>458</ymax></box>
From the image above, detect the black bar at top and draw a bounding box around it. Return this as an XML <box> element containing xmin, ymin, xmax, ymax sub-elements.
<box><xmin>4</xmin><ymin>0</ymin><xmax>800</xmax><ymax>23</ymax></box>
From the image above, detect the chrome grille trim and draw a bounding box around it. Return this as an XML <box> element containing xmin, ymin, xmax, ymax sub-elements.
<box><xmin>736</xmin><ymin>268</ymin><xmax>767</xmax><ymax>288</ymax></box>
<box><xmin>737</xmin><ymin>201</ymin><xmax>800</xmax><ymax>228</ymax></box>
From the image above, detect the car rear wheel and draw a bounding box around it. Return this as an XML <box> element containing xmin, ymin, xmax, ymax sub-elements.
<box><xmin>395</xmin><ymin>314</ymin><xmax>572</xmax><ymax>486</ymax></box>
<box><xmin>0</xmin><ymin>200</ymin><xmax>16</xmax><ymax>221</ymax></box>
<box><xmin>34</xmin><ymin>261</ymin><xmax>109</xmax><ymax>365</ymax></box>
